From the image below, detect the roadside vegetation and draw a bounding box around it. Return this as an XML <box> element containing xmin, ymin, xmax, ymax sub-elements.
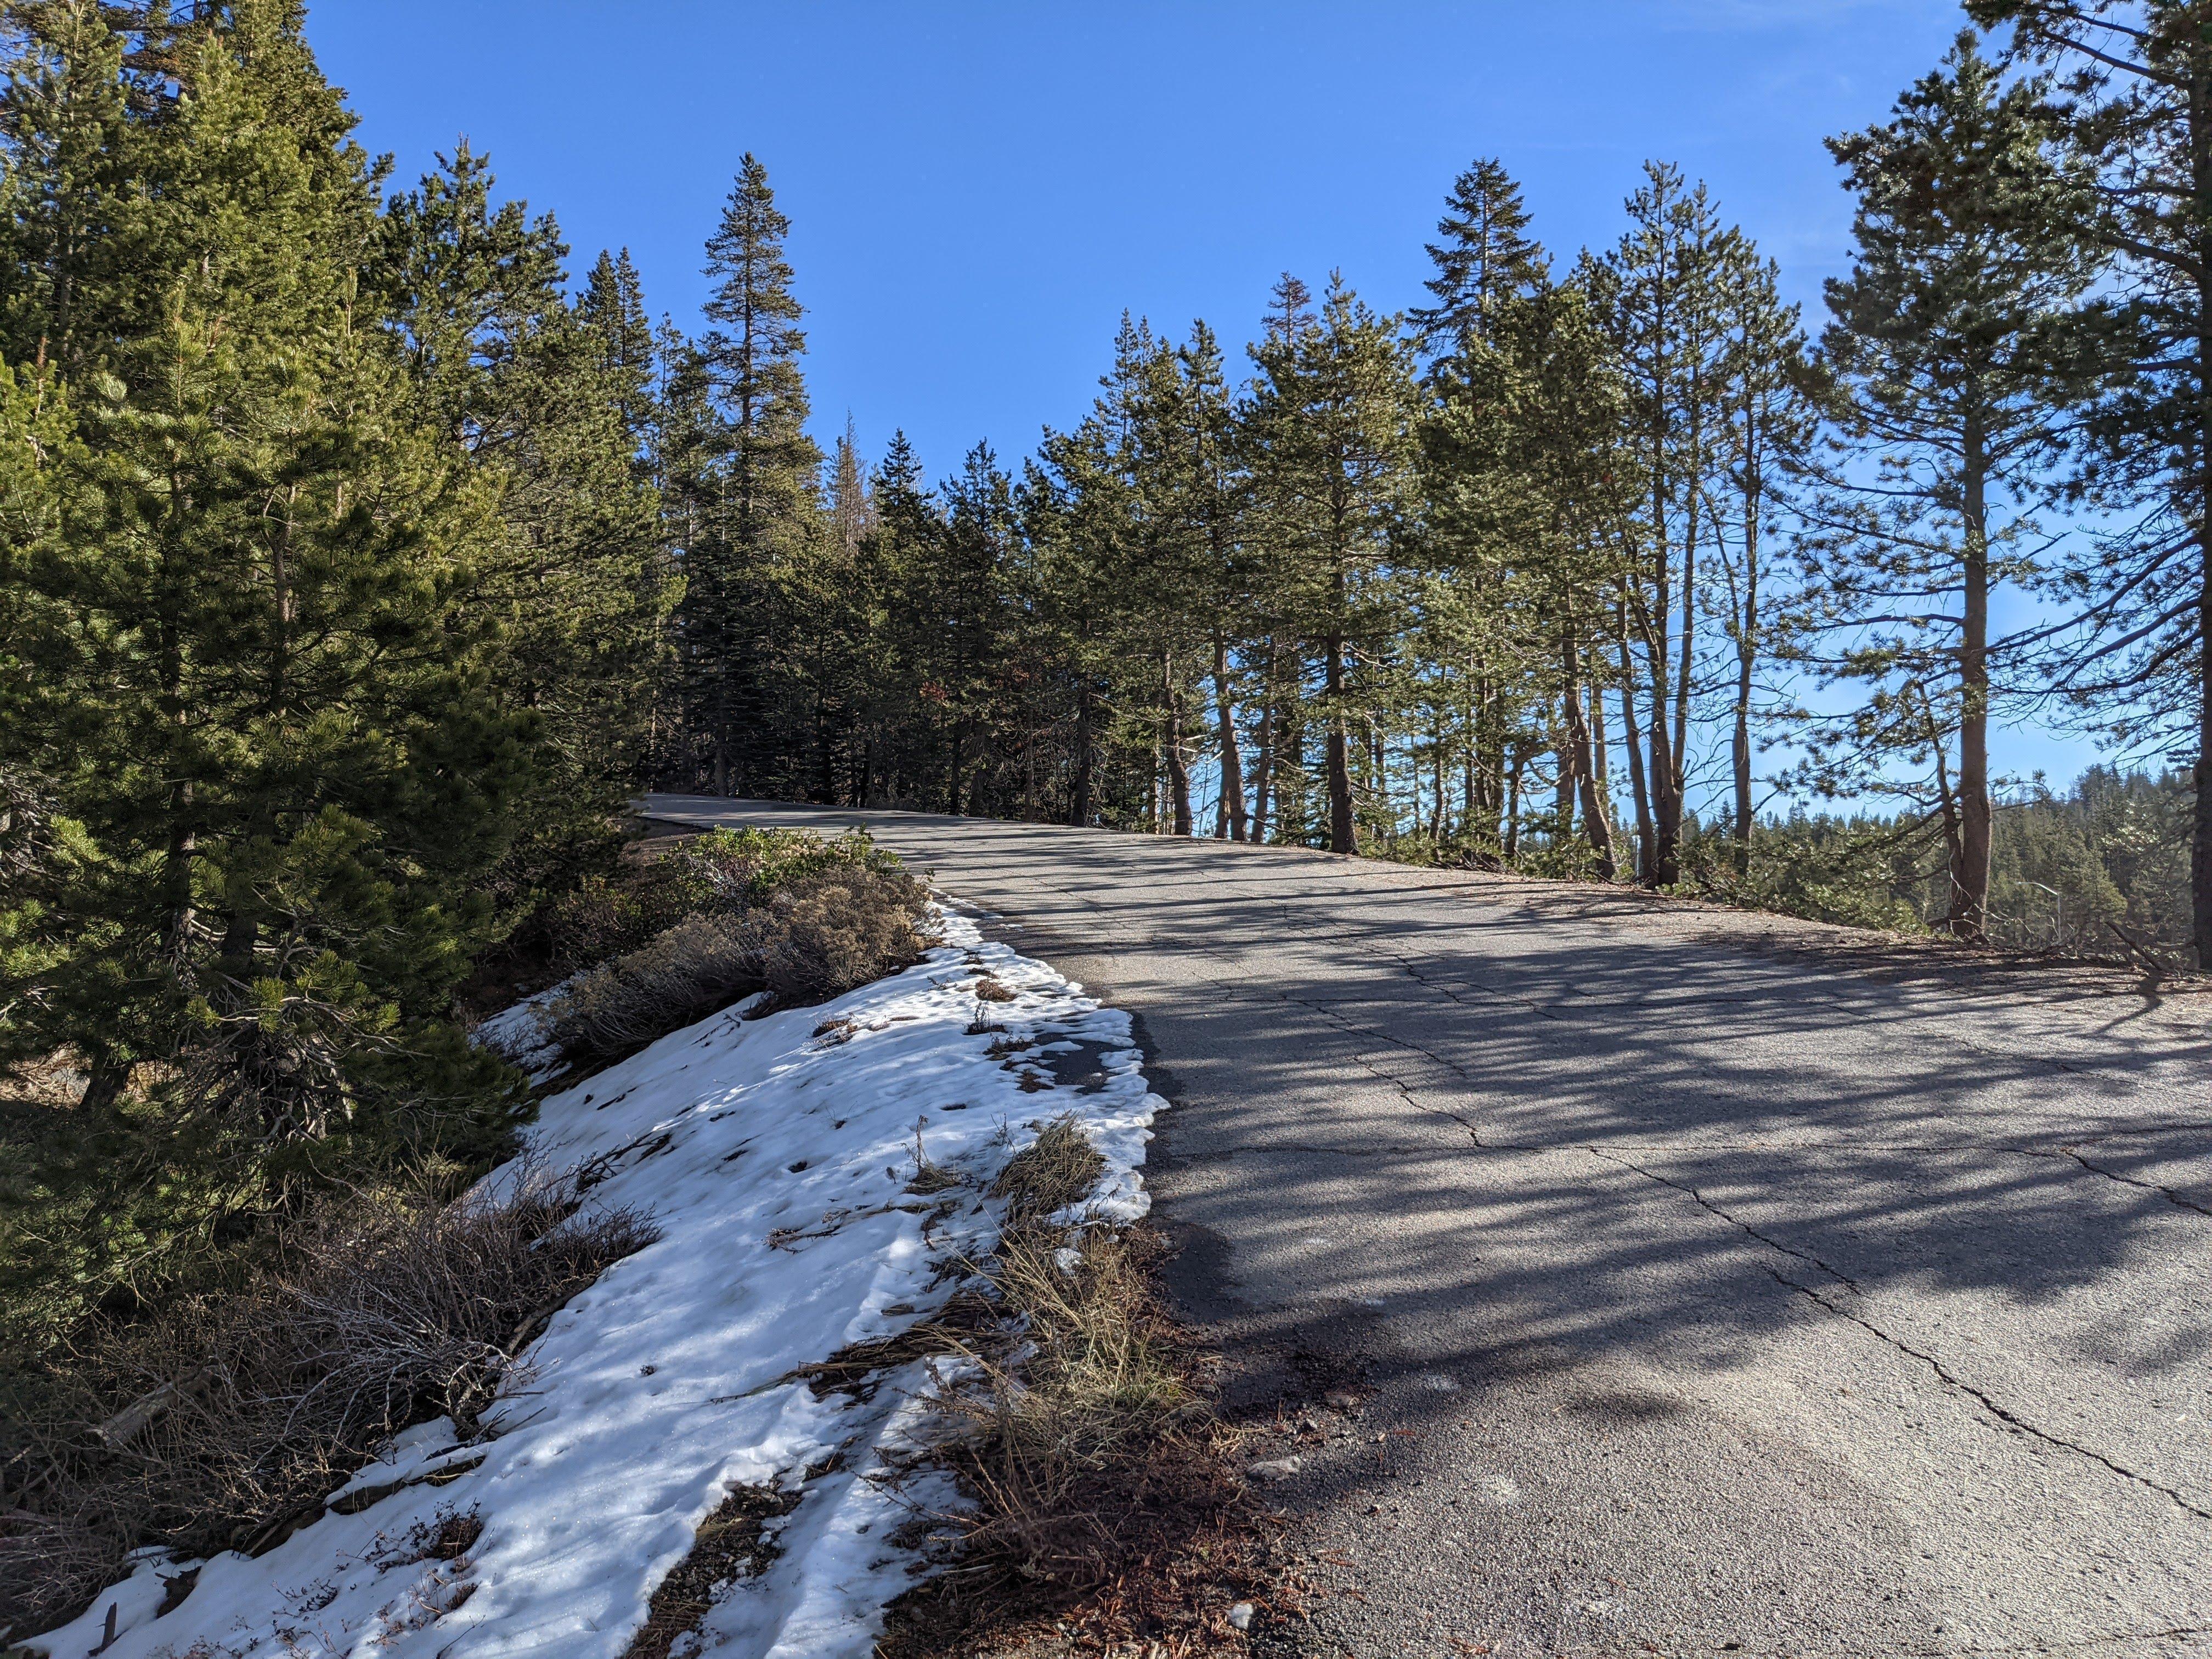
<box><xmin>878</xmin><ymin>1118</ymin><xmax>1273</xmax><ymax>1657</ymax></box>
<box><xmin>0</xmin><ymin>822</ymin><xmax>930</xmax><ymax>1636</ymax></box>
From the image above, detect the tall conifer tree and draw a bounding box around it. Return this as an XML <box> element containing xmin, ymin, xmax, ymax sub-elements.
<box><xmin>1798</xmin><ymin>35</ymin><xmax>2103</xmax><ymax>938</ymax></box>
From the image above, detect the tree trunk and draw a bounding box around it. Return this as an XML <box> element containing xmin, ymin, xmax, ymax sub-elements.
<box><xmin>1504</xmin><ymin>745</ymin><xmax>1525</xmax><ymax>861</ymax></box>
<box><xmin>1212</xmin><ymin>629</ymin><xmax>1247</xmax><ymax>841</ymax></box>
<box><xmin>1951</xmin><ymin>419</ymin><xmax>1992</xmax><ymax>941</ymax></box>
<box><xmin>1163</xmin><ymin>653</ymin><xmax>1194</xmax><ymax>837</ymax></box>
<box><xmin>1462</xmin><ymin>674</ymin><xmax>1479</xmax><ymax>836</ymax></box>
<box><xmin>1249</xmin><ymin>639</ymin><xmax>1279</xmax><ymax>843</ymax></box>
<box><xmin>1619</xmin><ymin>659</ymin><xmax>1654</xmax><ymax>889</ymax></box>
<box><xmin>2182</xmin><ymin>145</ymin><xmax>2212</xmax><ymax>956</ymax></box>
<box><xmin>1430</xmin><ymin>712</ymin><xmax>1447</xmax><ymax>843</ymax></box>
<box><xmin>1730</xmin><ymin>551</ymin><xmax>1757</xmax><ymax>874</ymax></box>
<box><xmin>1071</xmin><ymin>685</ymin><xmax>1096</xmax><ymax>827</ymax></box>
<box><xmin>1562</xmin><ymin>629</ymin><xmax>1616</xmax><ymax>878</ymax></box>
<box><xmin>1324</xmin><ymin>633</ymin><xmax>1356</xmax><ymax>854</ymax></box>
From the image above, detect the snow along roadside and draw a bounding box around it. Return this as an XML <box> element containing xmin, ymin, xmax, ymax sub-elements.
<box><xmin>31</xmin><ymin>907</ymin><xmax>1164</xmax><ymax>1659</ymax></box>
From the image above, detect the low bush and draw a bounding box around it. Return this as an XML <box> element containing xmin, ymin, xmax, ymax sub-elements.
<box><xmin>541</xmin><ymin>859</ymin><xmax>931</xmax><ymax>1065</ymax></box>
<box><xmin>0</xmin><ymin>1165</ymin><xmax>657</xmax><ymax>1636</ymax></box>
<box><xmin>544</xmin><ymin>827</ymin><xmax>917</xmax><ymax>976</ymax></box>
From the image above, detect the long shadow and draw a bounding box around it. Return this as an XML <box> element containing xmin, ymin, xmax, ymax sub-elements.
<box><xmin>647</xmin><ymin>798</ymin><xmax>2212</xmax><ymax>1510</ymax></box>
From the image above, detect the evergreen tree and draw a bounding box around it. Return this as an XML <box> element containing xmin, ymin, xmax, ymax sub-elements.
<box><xmin>0</xmin><ymin>1</ymin><xmax>528</xmax><ymax>1152</ymax></box>
<box><xmin>1605</xmin><ymin>162</ymin><xmax>1735</xmax><ymax>886</ymax></box>
<box><xmin>1409</xmin><ymin>157</ymin><xmax>1550</xmax><ymax>363</ymax></box>
<box><xmin>379</xmin><ymin>148</ymin><xmax>677</xmax><ymax>910</ymax></box>
<box><xmin>679</xmin><ymin>153</ymin><xmax>822</xmax><ymax>795</ymax></box>
<box><xmin>1244</xmin><ymin>273</ymin><xmax>1421</xmax><ymax>854</ymax></box>
<box><xmin>1968</xmin><ymin>0</ymin><xmax>2212</xmax><ymax>965</ymax></box>
<box><xmin>1711</xmin><ymin>240</ymin><xmax>1814</xmax><ymax>871</ymax></box>
<box><xmin>1425</xmin><ymin>266</ymin><xmax>1632</xmax><ymax>874</ymax></box>
<box><xmin>1413</xmin><ymin>159</ymin><xmax>1554</xmax><ymax>854</ymax></box>
<box><xmin>580</xmin><ymin>246</ymin><xmax>658</xmax><ymax>454</ymax></box>
<box><xmin>830</xmin><ymin>413</ymin><xmax>872</xmax><ymax>556</ymax></box>
<box><xmin>1795</xmin><ymin>35</ymin><xmax>2103</xmax><ymax>938</ymax></box>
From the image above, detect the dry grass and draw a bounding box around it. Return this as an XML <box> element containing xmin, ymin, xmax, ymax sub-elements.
<box><xmin>622</xmin><ymin>1481</ymin><xmax>805</xmax><ymax>1659</ymax></box>
<box><xmin>905</xmin><ymin>1124</ymin><xmax>966</xmax><ymax>1197</ymax></box>
<box><xmin>0</xmin><ymin>1165</ymin><xmax>658</xmax><ymax>1635</ymax></box>
<box><xmin>877</xmin><ymin>1116</ymin><xmax>1270</xmax><ymax>1655</ymax></box>
<box><xmin>990</xmin><ymin>1116</ymin><xmax>1107</xmax><ymax>1223</ymax></box>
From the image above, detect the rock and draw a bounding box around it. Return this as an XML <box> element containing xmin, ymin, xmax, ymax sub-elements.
<box><xmin>1246</xmin><ymin>1456</ymin><xmax>1302</xmax><ymax>1482</ymax></box>
<box><xmin>1227</xmin><ymin>1602</ymin><xmax>1255</xmax><ymax>1632</ymax></box>
<box><xmin>1323</xmin><ymin>1390</ymin><xmax>1362</xmax><ymax>1411</ymax></box>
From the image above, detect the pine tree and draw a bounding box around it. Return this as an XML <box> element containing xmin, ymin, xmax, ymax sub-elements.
<box><xmin>380</xmin><ymin>149</ymin><xmax>677</xmax><ymax>908</ymax></box>
<box><xmin>1425</xmin><ymin>266</ymin><xmax>1632</xmax><ymax>874</ymax></box>
<box><xmin>830</xmin><ymin>413</ymin><xmax>873</xmax><ymax>556</ymax></box>
<box><xmin>1413</xmin><ymin>159</ymin><xmax>1556</xmax><ymax>854</ymax></box>
<box><xmin>1409</xmin><ymin>157</ymin><xmax>1550</xmax><ymax>362</ymax></box>
<box><xmin>1968</xmin><ymin>0</ymin><xmax>2212</xmax><ymax>966</ymax></box>
<box><xmin>0</xmin><ymin>1</ymin><xmax>528</xmax><ymax>1152</ymax></box>
<box><xmin>680</xmin><ymin>153</ymin><xmax>822</xmax><ymax>794</ymax></box>
<box><xmin>1244</xmin><ymin>273</ymin><xmax>1422</xmax><ymax>854</ymax></box>
<box><xmin>1796</xmin><ymin>34</ymin><xmax>2103</xmax><ymax>938</ymax></box>
<box><xmin>580</xmin><ymin>246</ymin><xmax>658</xmax><ymax>455</ymax></box>
<box><xmin>1711</xmin><ymin>242</ymin><xmax>1814</xmax><ymax>871</ymax></box>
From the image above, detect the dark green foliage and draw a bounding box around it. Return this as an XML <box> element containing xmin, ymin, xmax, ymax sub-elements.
<box><xmin>0</xmin><ymin>4</ymin><xmax>673</xmax><ymax>1367</ymax></box>
<box><xmin>1678</xmin><ymin>767</ymin><xmax>2194</xmax><ymax>953</ymax></box>
<box><xmin>665</xmin><ymin>154</ymin><xmax>824</xmax><ymax>797</ymax></box>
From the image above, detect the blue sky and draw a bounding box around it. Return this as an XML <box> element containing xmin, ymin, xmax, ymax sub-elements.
<box><xmin>307</xmin><ymin>0</ymin><xmax>2106</xmax><ymax>790</ymax></box>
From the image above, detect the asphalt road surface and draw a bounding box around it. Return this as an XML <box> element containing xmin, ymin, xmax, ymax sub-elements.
<box><xmin>647</xmin><ymin>797</ymin><xmax>2212</xmax><ymax>1658</ymax></box>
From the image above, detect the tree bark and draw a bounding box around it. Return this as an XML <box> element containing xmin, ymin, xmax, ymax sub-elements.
<box><xmin>1211</xmin><ymin>629</ymin><xmax>1247</xmax><ymax>841</ymax></box>
<box><xmin>1617</xmin><ymin>605</ymin><xmax>1654</xmax><ymax>882</ymax></box>
<box><xmin>1163</xmin><ymin>653</ymin><xmax>1194</xmax><ymax>837</ymax></box>
<box><xmin>2194</xmin><ymin>46</ymin><xmax>2212</xmax><ymax>968</ymax></box>
<box><xmin>1430</xmin><ymin>712</ymin><xmax>1448</xmax><ymax>843</ymax></box>
<box><xmin>1951</xmin><ymin>416</ymin><xmax>1992</xmax><ymax>940</ymax></box>
<box><xmin>1324</xmin><ymin>632</ymin><xmax>1356</xmax><ymax>854</ymax></box>
<box><xmin>1070</xmin><ymin>685</ymin><xmax>1095</xmax><ymax>828</ymax></box>
<box><xmin>1562</xmin><ymin>628</ymin><xmax>1617</xmax><ymax>878</ymax></box>
<box><xmin>1504</xmin><ymin>744</ymin><xmax>1526</xmax><ymax>861</ymax></box>
<box><xmin>1731</xmin><ymin>530</ymin><xmax>1759</xmax><ymax>874</ymax></box>
<box><xmin>1249</xmin><ymin>639</ymin><xmax>1279</xmax><ymax>844</ymax></box>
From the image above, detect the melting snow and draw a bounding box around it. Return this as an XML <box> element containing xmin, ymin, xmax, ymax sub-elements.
<box><xmin>29</xmin><ymin>910</ymin><xmax>1162</xmax><ymax>1659</ymax></box>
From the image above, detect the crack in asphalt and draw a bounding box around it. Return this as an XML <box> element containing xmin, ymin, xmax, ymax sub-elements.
<box><xmin>2044</xmin><ymin>1146</ymin><xmax>2212</xmax><ymax>1218</ymax></box>
<box><xmin>1584</xmin><ymin>1147</ymin><xmax>1865</xmax><ymax>1293</ymax></box>
<box><xmin>1272</xmin><ymin>896</ymin><xmax>1571</xmax><ymax>1023</ymax></box>
<box><xmin>1277</xmin><ymin>991</ymin><xmax>1491</xmax><ymax>1142</ymax></box>
<box><xmin>1767</xmin><ymin>1267</ymin><xmax>2212</xmax><ymax>1523</ymax></box>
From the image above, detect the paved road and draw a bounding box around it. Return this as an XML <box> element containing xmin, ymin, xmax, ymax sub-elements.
<box><xmin>648</xmin><ymin>797</ymin><xmax>2212</xmax><ymax>1658</ymax></box>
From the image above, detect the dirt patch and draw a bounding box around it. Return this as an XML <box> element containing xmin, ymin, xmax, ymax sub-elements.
<box><xmin>622</xmin><ymin>1481</ymin><xmax>807</xmax><ymax>1659</ymax></box>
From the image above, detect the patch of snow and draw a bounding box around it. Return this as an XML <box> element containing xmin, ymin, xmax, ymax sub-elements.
<box><xmin>28</xmin><ymin>910</ymin><xmax>1163</xmax><ymax>1659</ymax></box>
<box><xmin>472</xmin><ymin>981</ymin><xmax>573</xmax><ymax>1085</ymax></box>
